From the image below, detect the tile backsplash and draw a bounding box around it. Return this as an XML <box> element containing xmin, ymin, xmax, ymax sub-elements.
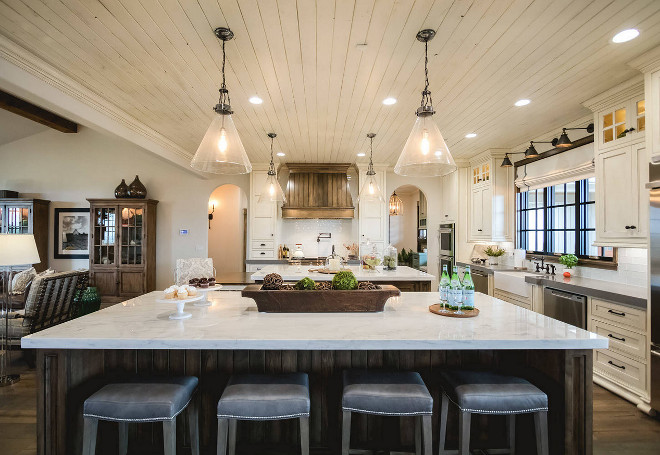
<box><xmin>278</xmin><ymin>219</ymin><xmax>357</xmax><ymax>258</ymax></box>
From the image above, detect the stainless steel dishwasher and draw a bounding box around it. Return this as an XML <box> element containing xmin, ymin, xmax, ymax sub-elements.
<box><xmin>471</xmin><ymin>269</ymin><xmax>489</xmax><ymax>295</ymax></box>
<box><xmin>542</xmin><ymin>287</ymin><xmax>587</xmax><ymax>329</ymax></box>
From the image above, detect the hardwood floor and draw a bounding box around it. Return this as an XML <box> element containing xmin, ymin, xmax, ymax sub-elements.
<box><xmin>1</xmin><ymin>354</ymin><xmax>659</xmax><ymax>455</ymax></box>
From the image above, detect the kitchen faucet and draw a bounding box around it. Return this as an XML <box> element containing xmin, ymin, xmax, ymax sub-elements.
<box><xmin>317</xmin><ymin>233</ymin><xmax>331</xmax><ymax>243</ymax></box>
<box><xmin>532</xmin><ymin>257</ymin><xmax>555</xmax><ymax>275</ymax></box>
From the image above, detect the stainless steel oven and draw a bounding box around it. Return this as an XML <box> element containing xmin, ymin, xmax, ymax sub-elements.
<box><xmin>438</xmin><ymin>223</ymin><xmax>455</xmax><ymax>257</ymax></box>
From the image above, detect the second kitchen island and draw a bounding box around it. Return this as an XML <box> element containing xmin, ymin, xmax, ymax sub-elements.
<box><xmin>251</xmin><ymin>264</ymin><xmax>434</xmax><ymax>291</ymax></box>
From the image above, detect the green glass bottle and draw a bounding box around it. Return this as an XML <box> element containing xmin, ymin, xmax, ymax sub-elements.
<box><xmin>449</xmin><ymin>266</ymin><xmax>462</xmax><ymax>308</ymax></box>
<box><xmin>439</xmin><ymin>265</ymin><xmax>450</xmax><ymax>303</ymax></box>
<box><xmin>462</xmin><ymin>266</ymin><xmax>475</xmax><ymax>309</ymax></box>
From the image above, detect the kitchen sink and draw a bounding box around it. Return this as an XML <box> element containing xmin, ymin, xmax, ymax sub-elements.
<box><xmin>493</xmin><ymin>271</ymin><xmax>544</xmax><ymax>298</ymax></box>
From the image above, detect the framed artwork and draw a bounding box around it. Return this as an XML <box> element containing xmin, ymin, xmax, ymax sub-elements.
<box><xmin>54</xmin><ymin>208</ymin><xmax>90</xmax><ymax>259</ymax></box>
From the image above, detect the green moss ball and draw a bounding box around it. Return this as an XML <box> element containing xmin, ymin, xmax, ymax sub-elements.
<box><xmin>332</xmin><ymin>271</ymin><xmax>358</xmax><ymax>290</ymax></box>
<box><xmin>294</xmin><ymin>277</ymin><xmax>316</xmax><ymax>290</ymax></box>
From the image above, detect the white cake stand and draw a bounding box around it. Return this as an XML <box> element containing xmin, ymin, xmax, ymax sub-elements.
<box><xmin>156</xmin><ymin>295</ymin><xmax>203</xmax><ymax>319</ymax></box>
<box><xmin>192</xmin><ymin>284</ymin><xmax>224</xmax><ymax>306</ymax></box>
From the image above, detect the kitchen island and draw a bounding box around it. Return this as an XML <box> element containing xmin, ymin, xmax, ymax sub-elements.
<box><xmin>23</xmin><ymin>291</ymin><xmax>605</xmax><ymax>455</ymax></box>
<box><xmin>251</xmin><ymin>264</ymin><xmax>434</xmax><ymax>291</ymax></box>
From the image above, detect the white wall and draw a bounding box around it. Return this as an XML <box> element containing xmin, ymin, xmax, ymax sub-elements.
<box><xmin>208</xmin><ymin>184</ymin><xmax>248</xmax><ymax>273</ymax></box>
<box><xmin>0</xmin><ymin>126</ymin><xmax>249</xmax><ymax>289</ymax></box>
<box><xmin>386</xmin><ymin>172</ymin><xmax>443</xmax><ymax>287</ymax></box>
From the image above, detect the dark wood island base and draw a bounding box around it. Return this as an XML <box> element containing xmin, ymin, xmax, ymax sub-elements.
<box><xmin>36</xmin><ymin>348</ymin><xmax>592</xmax><ymax>455</ymax></box>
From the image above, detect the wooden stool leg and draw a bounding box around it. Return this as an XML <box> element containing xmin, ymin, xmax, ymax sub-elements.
<box><xmin>217</xmin><ymin>419</ymin><xmax>229</xmax><ymax>455</ymax></box>
<box><xmin>228</xmin><ymin>419</ymin><xmax>237</xmax><ymax>455</ymax></box>
<box><xmin>415</xmin><ymin>416</ymin><xmax>422</xmax><ymax>455</ymax></box>
<box><xmin>458</xmin><ymin>411</ymin><xmax>471</xmax><ymax>455</ymax></box>
<box><xmin>534</xmin><ymin>411</ymin><xmax>549</xmax><ymax>455</ymax></box>
<box><xmin>341</xmin><ymin>410</ymin><xmax>351</xmax><ymax>455</ymax></box>
<box><xmin>163</xmin><ymin>418</ymin><xmax>176</xmax><ymax>455</ymax></box>
<box><xmin>438</xmin><ymin>392</ymin><xmax>449</xmax><ymax>455</ymax></box>
<box><xmin>422</xmin><ymin>415</ymin><xmax>432</xmax><ymax>455</ymax></box>
<box><xmin>118</xmin><ymin>422</ymin><xmax>128</xmax><ymax>455</ymax></box>
<box><xmin>507</xmin><ymin>414</ymin><xmax>516</xmax><ymax>455</ymax></box>
<box><xmin>188</xmin><ymin>394</ymin><xmax>200</xmax><ymax>455</ymax></box>
<box><xmin>82</xmin><ymin>417</ymin><xmax>98</xmax><ymax>455</ymax></box>
<box><xmin>300</xmin><ymin>416</ymin><xmax>310</xmax><ymax>455</ymax></box>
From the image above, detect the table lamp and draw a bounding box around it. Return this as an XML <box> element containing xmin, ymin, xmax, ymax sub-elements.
<box><xmin>0</xmin><ymin>234</ymin><xmax>40</xmax><ymax>387</ymax></box>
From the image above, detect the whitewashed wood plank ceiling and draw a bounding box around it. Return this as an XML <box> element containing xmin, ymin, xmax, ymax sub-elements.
<box><xmin>1</xmin><ymin>0</ymin><xmax>659</xmax><ymax>165</ymax></box>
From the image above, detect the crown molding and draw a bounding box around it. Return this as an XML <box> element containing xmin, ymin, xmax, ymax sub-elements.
<box><xmin>582</xmin><ymin>76</ymin><xmax>644</xmax><ymax>112</ymax></box>
<box><xmin>628</xmin><ymin>45</ymin><xmax>660</xmax><ymax>74</ymax></box>
<box><xmin>0</xmin><ymin>36</ymin><xmax>205</xmax><ymax>177</ymax></box>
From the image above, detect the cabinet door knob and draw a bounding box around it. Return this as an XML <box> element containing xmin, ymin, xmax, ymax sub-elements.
<box><xmin>624</xmin><ymin>226</ymin><xmax>630</xmax><ymax>230</ymax></box>
<box><xmin>477</xmin><ymin>229</ymin><xmax>482</xmax><ymax>232</ymax></box>
<box><xmin>630</xmin><ymin>225</ymin><xmax>636</xmax><ymax>230</ymax></box>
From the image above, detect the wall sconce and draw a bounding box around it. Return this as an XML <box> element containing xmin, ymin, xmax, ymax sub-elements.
<box><xmin>208</xmin><ymin>203</ymin><xmax>215</xmax><ymax>229</ymax></box>
<box><xmin>555</xmin><ymin>123</ymin><xmax>594</xmax><ymax>147</ymax></box>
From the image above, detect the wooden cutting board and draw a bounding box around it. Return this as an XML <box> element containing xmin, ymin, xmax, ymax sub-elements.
<box><xmin>428</xmin><ymin>304</ymin><xmax>479</xmax><ymax>318</ymax></box>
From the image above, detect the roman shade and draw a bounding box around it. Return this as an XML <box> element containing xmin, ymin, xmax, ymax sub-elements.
<box><xmin>515</xmin><ymin>142</ymin><xmax>594</xmax><ymax>191</ymax></box>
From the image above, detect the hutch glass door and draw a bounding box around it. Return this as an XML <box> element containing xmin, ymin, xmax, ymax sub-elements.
<box><xmin>93</xmin><ymin>207</ymin><xmax>117</xmax><ymax>265</ymax></box>
<box><xmin>120</xmin><ymin>207</ymin><xmax>143</xmax><ymax>265</ymax></box>
<box><xmin>5</xmin><ymin>205</ymin><xmax>30</xmax><ymax>233</ymax></box>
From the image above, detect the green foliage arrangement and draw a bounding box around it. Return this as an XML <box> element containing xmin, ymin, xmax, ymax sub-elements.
<box><xmin>294</xmin><ymin>277</ymin><xmax>316</xmax><ymax>290</ymax></box>
<box><xmin>331</xmin><ymin>271</ymin><xmax>358</xmax><ymax>290</ymax></box>
<box><xmin>397</xmin><ymin>248</ymin><xmax>414</xmax><ymax>266</ymax></box>
<box><xmin>559</xmin><ymin>254</ymin><xmax>578</xmax><ymax>269</ymax></box>
<box><xmin>484</xmin><ymin>246</ymin><xmax>506</xmax><ymax>257</ymax></box>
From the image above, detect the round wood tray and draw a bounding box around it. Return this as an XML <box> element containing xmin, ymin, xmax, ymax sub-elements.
<box><xmin>428</xmin><ymin>304</ymin><xmax>479</xmax><ymax>318</ymax></box>
<box><xmin>308</xmin><ymin>268</ymin><xmax>344</xmax><ymax>274</ymax></box>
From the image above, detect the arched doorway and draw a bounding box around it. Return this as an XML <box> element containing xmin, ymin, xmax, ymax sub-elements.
<box><xmin>208</xmin><ymin>184</ymin><xmax>248</xmax><ymax>273</ymax></box>
<box><xmin>389</xmin><ymin>185</ymin><xmax>428</xmax><ymax>268</ymax></box>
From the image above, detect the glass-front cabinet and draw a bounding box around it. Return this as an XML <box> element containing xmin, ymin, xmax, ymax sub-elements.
<box><xmin>597</xmin><ymin>94</ymin><xmax>645</xmax><ymax>149</ymax></box>
<box><xmin>88</xmin><ymin>199</ymin><xmax>158</xmax><ymax>301</ymax></box>
<box><xmin>0</xmin><ymin>198</ymin><xmax>49</xmax><ymax>271</ymax></box>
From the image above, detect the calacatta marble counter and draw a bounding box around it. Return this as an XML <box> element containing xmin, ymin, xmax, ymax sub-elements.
<box><xmin>22</xmin><ymin>291</ymin><xmax>606</xmax><ymax>350</ymax></box>
<box><xmin>251</xmin><ymin>265</ymin><xmax>434</xmax><ymax>282</ymax></box>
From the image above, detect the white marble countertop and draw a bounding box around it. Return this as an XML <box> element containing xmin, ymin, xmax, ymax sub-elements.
<box><xmin>22</xmin><ymin>291</ymin><xmax>607</xmax><ymax>350</ymax></box>
<box><xmin>251</xmin><ymin>265</ymin><xmax>434</xmax><ymax>282</ymax></box>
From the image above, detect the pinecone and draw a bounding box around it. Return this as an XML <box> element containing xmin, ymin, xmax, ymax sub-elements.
<box><xmin>315</xmin><ymin>281</ymin><xmax>332</xmax><ymax>290</ymax></box>
<box><xmin>358</xmin><ymin>281</ymin><xmax>379</xmax><ymax>290</ymax></box>
<box><xmin>262</xmin><ymin>273</ymin><xmax>283</xmax><ymax>290</ymax></box>
<box><xmin>278</xmin><ymin>284</ymin><xmax>295</xmax><ymax>290</ymax></box>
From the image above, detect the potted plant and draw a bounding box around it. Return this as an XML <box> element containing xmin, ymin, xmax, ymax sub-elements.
<box><xmin>559</xmin><ymin>254</ymin><xmax>578</xmax><ymax>277</ymax></box>
<box><xmin>483</xmin><ymin>246</ymin><xmax>506</xmax><ymax>265</ymax></box>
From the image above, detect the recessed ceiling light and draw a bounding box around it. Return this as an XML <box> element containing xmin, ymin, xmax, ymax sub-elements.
<box><xmin>276</xmin><ymin>152</ymin><xmax>285</xmax><ymax>157</ymax></box>
<box><xmin>612</xmin><ymin>29</ymin><xmax>639</xmax><ymax>43</ymax></box>
<box><xmin>357</xmin><ymin>153</ymin><xmax>366</xmax><ymax>157</ymax></box>
<box><xmin>515</xmin><ymin>99</ymin><xmax>530</xmax><ymax>107</ymax></box>
<box><xmin>249</xmin><ymin>96</ymin><xmax>263</xmax><ymax>104</ymax></box>
<box><xmin>382</xmin><ymin>97</ymin><xmax>397</xmax><ymax>105</ymax></box>
<box><xmin>465</xmin><ymin>133</ymin><xmax>477</xmax><ymax>138</ymax></box>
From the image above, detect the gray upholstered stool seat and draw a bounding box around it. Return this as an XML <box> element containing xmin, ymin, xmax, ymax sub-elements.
<box><xmin>84</xmin><ymin>376</ymin><xmax>198</xmax><ymax>421</ymax></box>
<box><xmin>341</xmin><ymin>370</ymin><xmax>433</xmax><ymax>455</ymax></box>
<box><xmin>216</xmin><ymin>373</ymin><xmax>310</xmax><ymax>455</ymax></box>
<box><xmin>217</xmin><ymin>373</ymin><xmax>310</xmax><ymax>420</ymax></box>
<box><xmin>439</xmin><ymin>370</ymin><xmax>549</xmax><ymax>455</ymax></box>
<box><xmin>82</xmin><ymin>376</ymin><xmax>199</xmax><ymax>455</ymax></box>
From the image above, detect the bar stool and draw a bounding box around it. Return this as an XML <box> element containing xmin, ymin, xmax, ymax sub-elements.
<box><xmin>341</xmin><ymin>370</ymin><xmax>433</xmax><ymax>455</ymax></box>
<box><xmin>216</xmin><ymin>373</ymin><xmax>310</xmax><ymax>455</ymax></box>
<box><xmin>82</xmin><ymin>376</ymin><xmax>199</xmax><ymax>455</ymax></box>
<box><xmin>438</xmin><ymin>370</ymin><xmax>549</xmax><ymax>455</ymax></box>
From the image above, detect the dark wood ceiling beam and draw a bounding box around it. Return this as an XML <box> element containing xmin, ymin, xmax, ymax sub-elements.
<box><xmin>0</xmin><ymin>89</ymin><xmax>78</xmax><ymax>133</ymax></box>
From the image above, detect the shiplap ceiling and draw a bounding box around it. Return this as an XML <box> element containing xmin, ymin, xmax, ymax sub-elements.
<box><xmin>1</xmin><ymin>0</ymin><xmax>660</xmax><ymax>166</ymax></box>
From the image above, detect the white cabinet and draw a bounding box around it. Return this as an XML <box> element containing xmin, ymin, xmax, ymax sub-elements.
<box><xmin>441</xmin><ymin>171</ymin><xmax>457</xmax><ymax>222</ymax></box>
<box><xmin>418</xmin><ymin>191</ymin><xmax>427</xmax><ymax>228</ymax></box>
<box><xmin>594</xmin><ymin>141</ymin><xmax>647</xmax><ymax>247</ymax></box>
<box><xmin>358</xmin><ymin>165</ymin><xmax>386</xmax><ymax>245</ymax></box>
<box><xmin>249</xmin><ymin>170</ymin><xmax>278</xmax><ymax>260</ymax></box>
<box><xmin>648</xmin><ymin>69</ymin><xmax>660</xmax><ymax>162</ymax></box>
<box><xmin>467</xmin><ymin>150</ymin><xmax>513</xmax><ymax>242</ymax></box>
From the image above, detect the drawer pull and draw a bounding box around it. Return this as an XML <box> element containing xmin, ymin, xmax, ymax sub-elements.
<box><xmin>260</xmin><ymin>252</ymin><xmax>266</xmax><ymax>255</ymax></box>
<box><xmin>607</xmin><ymin>309</ymin><xmax>626</xmax><ymax>317</ymax></box>
<box><xmin>608</xmin><ymin>334</ymin><xmax>626</xmax><ymax>342</ymax></box>
<box><xmin>260</xmin><ymin>243</ymin><xmax>266</xmax><ymax>246</ymax></box>
<box><xmin>607</xmin><ymin>360</ymin><xmax>626</xmax><ymax>370</ymax></box>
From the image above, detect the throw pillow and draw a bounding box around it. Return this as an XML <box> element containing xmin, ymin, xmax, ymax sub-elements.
<box><xmin>10</xmin><ymin>267</ymin><xmax>36</xmax><ymax>295</ymax></box>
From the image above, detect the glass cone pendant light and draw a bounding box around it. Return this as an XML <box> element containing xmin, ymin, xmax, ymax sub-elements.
<box><xmin>389</xmin><ymin>191</ymin><xmax>403</xmax><ymax>215</ymax></box>
<box><xmin>258</xmin><ymin>133</ymin><xmax>286</xmax><ymax>203</ymax></box>
<box><xmin>358</xmin><ymin>133</ymin><xmax>385</xmax><ymax>203</ymax></box>
<box><xmin>191</xmin><ymin>27</ymin><xmax>252</xmax><ymax>174</ymax></box>
<box><xmin>394</xmin><ymin>30</ymin><xmax>456</xmax><ymax>177</ymax></box>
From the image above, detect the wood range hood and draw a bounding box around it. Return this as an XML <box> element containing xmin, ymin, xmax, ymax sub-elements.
<box><xmin>280</xmin><ymin>163</ymin><xmax>354</xmax><ymax>219</ymax></box>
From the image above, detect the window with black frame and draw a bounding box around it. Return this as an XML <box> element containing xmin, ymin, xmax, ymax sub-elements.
<box><xmin>516</xmin><ymin>177</ymin><xmax>614</xmax><ymax>261</ymax></box>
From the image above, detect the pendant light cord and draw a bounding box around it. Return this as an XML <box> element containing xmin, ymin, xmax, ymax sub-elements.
<box><xmin>268</xmin><ymin>135</ymin><xmax>276</xmax><ymax>175</ymax></box>
<box><xmin>218</xmin><ymin>39</ymin><xmax>232</xmax><ymax>108</ymax></box>
<box><xmin>420</xmin><ymin>40</ymin><xmax>433</xmax><ymax>109</ymax></box>
<box><xmin>367</xmin><ymin>135</ymin><xmax>376</xmax><ymax>175</ymax></box>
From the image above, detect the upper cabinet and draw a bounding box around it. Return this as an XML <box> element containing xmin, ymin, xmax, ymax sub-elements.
<box><xmin>357</xmin><ymin>165</ymin><xmax>386</xmax><ymax>245</ymax></box>
<box><xmin>467</xmin><ymin>150</ymin><xmax>513</xmax><ymax>243</ymax></box>
<box><xmin>584</xmin><ymin>78</ymin><xmax>648</xmax><ymax>248</ymax></box>
<box><xmin>440</xmin><ymin>171</ymin><xmax>457</xmax><ymax>222</ymax></box>
<box><xmin>249</xmin><ymin>170</ymin><xmax>278</xmax><ymax>259</ymax></box>
<box><xmin>418</xmin><ymin>191</ymin><xmax>427</xmax><ymax>228</ymax></box>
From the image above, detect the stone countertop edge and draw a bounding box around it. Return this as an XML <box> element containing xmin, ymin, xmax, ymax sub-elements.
<box><xmin>456</xmin><ymin>261</ymin><xmax>647</xmax><ymax>310</ymax></box>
